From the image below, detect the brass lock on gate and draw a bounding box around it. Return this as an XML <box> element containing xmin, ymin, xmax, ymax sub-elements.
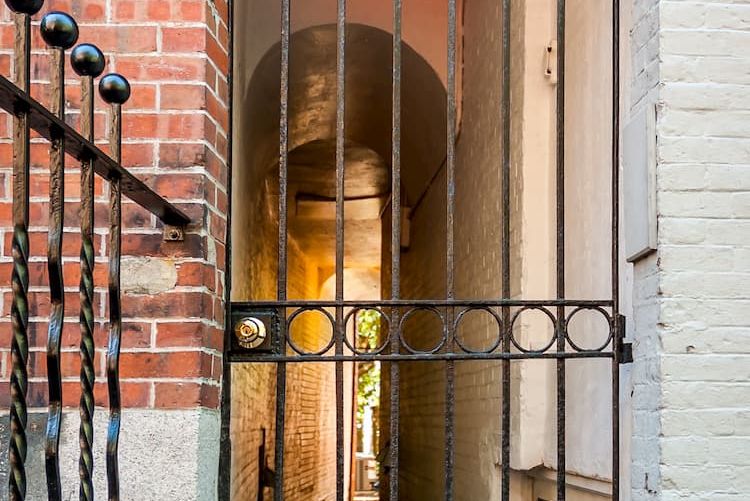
<box><xmin>228</xmin><ymin>306</ymin><xmax>278</xmax><ymax>356</ymax></box>
<box><xmin>234</xmin><ymin>317</ymin><xmax>267</xmax><ymax>350</ymax></box>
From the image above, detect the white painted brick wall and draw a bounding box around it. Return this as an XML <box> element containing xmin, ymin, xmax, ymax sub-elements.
<box><xmin>629</xmin><ymin>0</ymin><xmax>750</xmax><ymax>499</ymax></box>
<box><xmin>628</xmin><ymin>0</ymin><xmax>662</xmax><ymax>498</ymax></box>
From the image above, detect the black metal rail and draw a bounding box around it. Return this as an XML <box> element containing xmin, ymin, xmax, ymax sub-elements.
<box><xmin>229</xmin><ymin>301</ymin><xmax>617</xmax><ymax>358</ymax></box>
<box><xmin>2</xmin><ymin>3</ymin><xmax>190</xmax><ymax>500</ymax></box>
<box><xmin>0</xmin><ymin>76</ymin><xmax>190</xmax><ymax>227</ymax></box>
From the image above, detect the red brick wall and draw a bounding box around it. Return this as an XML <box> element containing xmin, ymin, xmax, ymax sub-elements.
<box><xmin>0</xmin><ymin>0</ymin><xmax>230</xmax><ymax>411</ymax></box>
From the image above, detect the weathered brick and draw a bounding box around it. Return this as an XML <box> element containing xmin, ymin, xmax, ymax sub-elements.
<box><xmin>112</xmin><ymin>0</ymin><xmax>202</xmax><ymax>21</ymax></box>
<box><xmin>155</xmin><ymin>320</ymin><xmax>206</xmax><ymax>347</ymax></box>
<box><xmin>161</xmin><ymin>26</ymin><xmax>207</xmax><ymax>53</ymax></box>
<box><xmin>158</xmin><ymin>142</ymin><xmax>205</xmax><ymax>167</ymax></box>
<box><xmin>122</xmin><ymin>291</ymin><xmax>211</xmax><ymax>318</ymax></box>
<box><xmin>41</xmin><ymin>0</ymin><xmax>107</xmax><ymax>21</ymax></box>
<box><xmin>154</xmin><ymin>381</ymin><xmax>218</xmax><ymax>408</ymax></box>
<box><xmin>119</xmin><ymin>350</ymin><xmax>211</xmax><ymax>379</ymax></box>
<box><xmin>115</xmin><ymin>55</ymin><xmax>205</xmax><ymax>81</ymax></box>
<box><xmin>160</xmin><ymin>83</ymin><xmax>206</xmax><ymax>110</ymax></box>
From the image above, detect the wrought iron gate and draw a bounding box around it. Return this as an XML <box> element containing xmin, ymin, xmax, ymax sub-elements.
<box><xmin>1</xmin><ymin>2</ymin><xmax>189</xmax><ymax>500</ymax></box>
<box><xmin>226</xmin><ymin>0</ymin><xmax>627</xmax><ymax>501</ymax></box>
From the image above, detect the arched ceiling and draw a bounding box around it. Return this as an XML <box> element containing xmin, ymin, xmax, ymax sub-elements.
<box><xmin>235</xmin><ymin>23</ymin><xmax>447</xmax><ymax>269</ymax></box>
<box><xmin>234</xmin><ymin>0</ymin><xmax>454</xmax><ymax>91</ymax></box>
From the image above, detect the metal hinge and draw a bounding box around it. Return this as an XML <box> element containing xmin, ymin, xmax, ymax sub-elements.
<box><xmin>545</xmin><ymin>40</ymin><xmax>558</xmax><ymax>84</ymax></box>
<box><xmin>617</xmin><ymin>314</ymin><xmax>633</xmax><ymax>364</ymax></box>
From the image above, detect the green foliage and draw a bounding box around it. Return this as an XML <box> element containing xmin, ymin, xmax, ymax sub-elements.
<box><xmin>356</xmin><ymin>309</ymin><xmax>381</xmax><ymax>350</ymax></box>
<box><xmin>357</xmin><ymin>363</ymin><xmax>380</xmax><ymax>419</ymax></box>
<box><xmin>356</xmin><ymin>310</ymin><xmax>381</xmax><ymax>420</ymax></box>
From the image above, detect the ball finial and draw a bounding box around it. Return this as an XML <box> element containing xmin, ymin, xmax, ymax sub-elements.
<box><xmin>40</xmin><ymin>11</ymin><xmax>79</xmax><ymax>49</ymax></box>
<box><xmin>99</xmin><ymin>73</ymin><xmax>130</xmax><ymax>105</ymax></box>
<box><xmin>71</xmin><ymin>44</ymin><xmax>105</xmax><ymax>77</ymax></box>
<box><xmin>4</xmin><ymin>0</ymin><xmax>44</xmax><ymax>15</ymax></box>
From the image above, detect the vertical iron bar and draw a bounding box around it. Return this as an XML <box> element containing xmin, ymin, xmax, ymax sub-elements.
<box><xmin>275</xmin><ymin>0</ymin><xmax>291</xmax><ymax>498</ymax></box>
<box><xmin>219</xmin><ymin>0</ymin><xmax>236</xmax><ymax>498</ymax></box>
<box><xmin>556</xmin><ymin>0</ymin><xmax>567</xmax><ymax>499</ymax></box>
<box><xmin>106</xmin><ymin>103</ymin><xmax>123</xmax><ymax>501</ymax></box>
<box><xmin>445</xmin><ymin>0</ymin><xmax>457</xmax><ymax>500</ymax></box>
<box><xmin>501</xmin><ymin>0</ymin><xmax>512</xmax><ymax>499</ymax></box>
<box><xmin>389</xmin><ymin>0</ymin><xmax>402</xmax><ymax>499</ymax></box>
<box><xmin>611</xmin><ymin>0</ymin><xmax>621</xmax><ymax>499</ymax></box>
<box><xmin>79</xmin><ymin>74</ymin><xmax>96</xmax><ymax>501</ymax></box>
<box><xmin>335</xmin><ymin>0</ymin><xmax>346</xmax><ymax>499</ymax></box>
<box><xmin>45</xmin><ymin>46</ymin><xmax>66</xmax><ymax>501</ymax></box>
<box><xmin>446</xmin><ymin>2</ymin><xmax>456</xmax><ymax>298</ymax></box>
<box><xmin>9</xmin><ymin>13</ymin><xmax>31</xmax><ymax>501</ymax></box>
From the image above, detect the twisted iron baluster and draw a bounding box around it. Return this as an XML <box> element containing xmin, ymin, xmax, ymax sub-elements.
<box><xmin>8</xmin><ymin>9</ymin><xmax>34</xmax><ymax>500</ymax></box>
<box><xmin>106</xmin><ymin>169</ymin><xmax>122</xmax><ymax>501</ymax></box>
<box><xmin>45</xmin><ymin>49</ymin><xmax>64</xmax><ymax>501</ymax></box>
<box><xmin>78</xmin><ymin>87</ymin><xmax>96</xmax><ymax>501</ymax></box>
<box><xmin>100</xmin><ymin>74</ymin><xmax>130</xmax><ymax>501</ymax></box>
<box><xmin>40</xmin><ymin>11</ymin><xmax>79</xmax><ymax>499</ymax></box>
<box><xmin>71</xmin><ymin>42</ymin><xmax>105</xmax><ymax>501</ymax></box>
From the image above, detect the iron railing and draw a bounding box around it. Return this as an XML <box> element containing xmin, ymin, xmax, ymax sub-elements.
<box><xmin>1</xmin><ymin>2</ymin><xmax>189</xmax><ymax>500</ymax></box>
<box><xmin>226</xmin><ymin>0</ymin><xmax>626</xmax><ymax>500</ymax></box>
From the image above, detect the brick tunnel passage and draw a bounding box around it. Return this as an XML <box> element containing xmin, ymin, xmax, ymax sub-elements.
<box><xmin>230</xmin><ymin>1</ymin><xmax>617</xmax><ymax>500</ymax></box>
<box><xmin>230</xmin><ymin>22</ymin><xmax>450</xmax><ymax>501</ymax></box>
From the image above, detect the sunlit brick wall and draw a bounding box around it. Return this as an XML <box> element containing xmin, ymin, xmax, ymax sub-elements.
<box><xmin>0</xmin><ymin>0</ymin><xmax>228</xmax><ymax>417</ymax></box>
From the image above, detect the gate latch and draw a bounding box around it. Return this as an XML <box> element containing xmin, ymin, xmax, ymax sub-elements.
<box><xmin>235</xmin><ymin>317</ymin><xmax>268</xmax><ymax>350</ymax></box>
<box><xmin>228</xmin><ymin>305</ymin><xmax>279</xmax><ymax>357</ymax></box>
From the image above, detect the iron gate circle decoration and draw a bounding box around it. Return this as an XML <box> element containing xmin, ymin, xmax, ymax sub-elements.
<box><xmin>509</xmin><ymin>305</ymin><xmax>559</xmax><ymax>354</ymax></box>
<box><xmin>343</xmin><ymin>306</ymin><xmax>391</xmax><ymax>355</ymax></box>
<box><xmin>397</xmin><ymin>306</ymin><xmax>448</xmax><ymax>355</ymax></box>
<box><xmin>564</xmin><ymin>305</ymin><xmax>615</xmax><ymax>353</ymax></box>
<box><xmin>286</xmin><ymin>307</ymin><xmax>337</xmax><ymax>356</ymax></box>
<box><xmin>452</xmin><ymin>306</ymin><xmax>504</xmax><ymax>354</ymax></box>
